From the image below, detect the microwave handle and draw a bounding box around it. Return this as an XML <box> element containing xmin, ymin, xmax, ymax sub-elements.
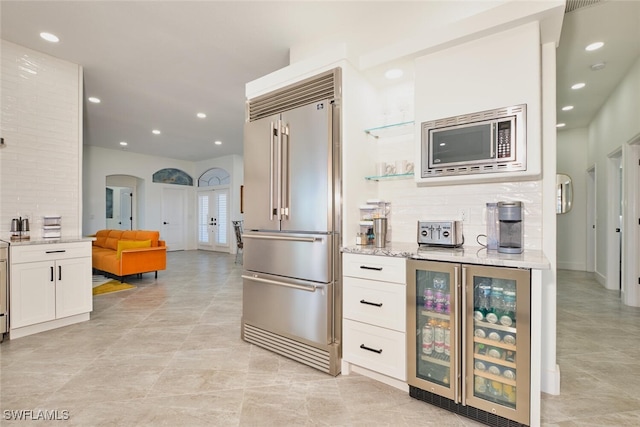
<box><xmin>491</xmin><ymin>122</ymin><xmax>496</xmax><ymax>159</ymax></box>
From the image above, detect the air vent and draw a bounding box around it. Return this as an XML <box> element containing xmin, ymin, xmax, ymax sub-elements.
<box><xmin>247</xmin><ymin>68</ymin><xmax>341</xmax><ymax>121</ymax></box>
<box><xmin>565</xmin><ymin>0</ymin><xmax>603</xmax><ymax>13</ymax></box>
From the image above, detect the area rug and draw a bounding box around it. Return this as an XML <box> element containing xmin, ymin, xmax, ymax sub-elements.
<box><xmin>92</xmin><ymin>280</ymin><xmax>136</xmax><ymax>296</ymax></box>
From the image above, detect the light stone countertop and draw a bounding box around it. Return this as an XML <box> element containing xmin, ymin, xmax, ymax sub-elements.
<box><xmin>342</xmin><ymin>242</ymin><xmax>550</xmax><ymax>270</ymax></box>
<box><xmin>2</xmin><ymin>236</ymin><xmax>96</xmax><ymax>247</ymax></box>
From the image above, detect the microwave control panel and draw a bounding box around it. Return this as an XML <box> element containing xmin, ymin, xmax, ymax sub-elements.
<box><xmin>496</xmin><ymin>120</ymin><xmax>512</xmax><ymax>158</ymax></box>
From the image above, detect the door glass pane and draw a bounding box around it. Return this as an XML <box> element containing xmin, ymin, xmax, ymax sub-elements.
<box><xmin>472</xmin><ymin>276</ymin><xmax>517</xmax><ymax>409</ymax></box>
<box><xmin>198</xmin><ymin>195</ymin><xmax>209</xmax><ymax>244</ymax></box>
<box><xmin>216</xmin><ymin>192</ymin><xmax>228</xmax><ymax>245</ymax></box>
<box><xmin>415</xmin><ymin>269</ymin><xmax>452</xmax><ymax>388</ymax></box>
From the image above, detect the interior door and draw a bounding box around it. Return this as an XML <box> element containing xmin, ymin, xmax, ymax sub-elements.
<box><xmin>197</xmin><ymin>189</ymin><xmax>229</xmax><ymax>252</ymax></box>
<box><xmin>119</xmin><ymin>188</ymin><xmax>133</xmax><ymax>230</ymax></box>
<box><xmin>161</xmin><ymin>187</ymin><xmax>186</xmax><ymax>251</ymax></box>
<box><xmin>281</xmin><ymin>100</ymin><xmax>332</xmax><ymax>233</ymax></box>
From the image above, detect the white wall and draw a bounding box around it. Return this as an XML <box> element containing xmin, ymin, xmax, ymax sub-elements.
<box><xmin>557</xmin><ymin>128</ymin><xmax>589</xmax><ymax>270</ymax></box>
<box><xmin>587</xmin><ymin>56</ymin><xmax>640</xmax><ymax>301</ymax></box>
<box><xmin>0</xmin><ymin>40</ymin><xmax>83</xmax><ymax>239</ymax></box>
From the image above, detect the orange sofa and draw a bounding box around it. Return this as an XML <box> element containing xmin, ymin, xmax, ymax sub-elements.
<box><xmin>92</xmin><ymin>230</ymin><xmax>167</xmax><ymax>281</ymax></box>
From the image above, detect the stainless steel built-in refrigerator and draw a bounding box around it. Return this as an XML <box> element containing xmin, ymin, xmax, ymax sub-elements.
<box><xmin>241</xmin><ymin>69</ymin><xmax>341</xmax><ymax>376</ymax></box>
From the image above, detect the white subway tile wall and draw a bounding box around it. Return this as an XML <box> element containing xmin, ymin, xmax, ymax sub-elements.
<box><xmin>0</xmin><ymin>41</ymin><xmax>82</xmax><ymax>239</ymax></box>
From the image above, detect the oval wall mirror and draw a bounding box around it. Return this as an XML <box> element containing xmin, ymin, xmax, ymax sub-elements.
<box><xmin>556</xmin><ymin>173</ymin><xmax>573</xmax><ymax>214</ymax></box>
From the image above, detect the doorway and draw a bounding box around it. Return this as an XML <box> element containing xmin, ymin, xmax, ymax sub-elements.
<box><xmin>161</xmin><ymin>187</ymin><xmax>186</xmax><ymax>251</ymax></box>
<box><xmin>197</xmin><ymin>188</ymin><xmax>230</xmax><ymax>252</ymax></box>
<box><xmin>606</xmin><ymin>150</ymin><xmax>622</xmax><ymax>291</ymax></box>
<box><xmin>586</xmin><ymin>166</ymin><xmax>596</xmax><ymax>273</ymax></box>
<box><xmin>106</xmin><ymin>175</ymin><xmax>141</xmax><ymax>230</ymax></box>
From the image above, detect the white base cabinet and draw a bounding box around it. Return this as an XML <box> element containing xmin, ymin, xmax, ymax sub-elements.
<box><xmin>10</xmin><ymin>241</ymin><xmax>93</xmax><ymax>339</ymax></box>
<box><xmin>341</xmin><ymin>253</ymin><xmax>407</xmax><ymax>390</ymax></box>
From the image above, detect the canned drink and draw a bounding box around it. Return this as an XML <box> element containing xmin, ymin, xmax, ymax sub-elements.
<box><xmin>488</xmin><ymin>347</ymin><xmax>504</xmax><ymax>359</ymax></box>
<box><xmin>488</xmin><ymin>365</ymin><xmax>501</xmax><ymax>376</ymax></box>
<box><xmin>444</xmin><ymin>292</ymin><xmax>451</xmax><ymax>315</ymax></box>
<box><xmin>424</xmin><ymin>288</ymin><xmax>434</xmax><ymax>311</ymax></box>
<box><xmin>485</xmin><ymin>312</ymin><xmax>499</xmax><ymax>324</ymax></box>
<box><xmin>503</xmin><ymin>334</ymin><xmax>516</xmax><ymax>345</ymax></box>
<box><xmin>474</xmin><ymin>328</ymin><xmax>487</xmax><ymax>338</ymax></box>
<box><xmin>503</xmin><ymin>384</ymin><xmax>516</xmax><ymax>403</ymax></box>
<box><xmin>475</xmin><ymin>376</ymin><xmax>487</xmax><ymax>393</ymax></box>
<box><xmin>475</xmin><ymin>361</ymin><xmax>486</xmax><ymax>371</ymax></box>
<box><xmin>503</xmin><ymin>369</ymin><xmax>516</xmax><ymax>380</ymax></box>
<box><xmin>422</xmin><ymin>324</ymin><xmax>434</xmax><ymax>355</ymax></box>
<box><xmin>490</xmin><ymin>381</ymin><xmax>503</xmax><ymax>397</ymax></box>
<box><xmin>444</xmin><ymin>328</ymin><xmax>451</xmax><ymax>357</ymax></box>
<box><xmin>488</xmin><ymin>331</ymin><xmax>501</xmax><ymax>341</ymax></box>
<box><xmin>434</xmin><ymin>324</ymin><xmax>445</xmax><ymax>354</ymax></box>
<box><xmin>505</xmin><ymin>350</ymin><xmax>516</xmax><ymax>363</ymax></box>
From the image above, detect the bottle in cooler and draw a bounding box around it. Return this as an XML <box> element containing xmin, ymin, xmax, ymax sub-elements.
<box><xmin>443</xmin><ymin>320</ymin><xmax>451</xmax><ymax>357</ymax></box>
<box><xmin>501</xmin><ymin>281</ymin><xmax>517</xmax><ymax>326</ymax></box>
<box><xmin>474</xmin><ymin>279</ymin><xmax>491</xmax><ymax>321</ymax></box>
<box><xmin>434</xmin><ymin>320</ymin><xmax>445</xmax><ymax>354</ymax></box>
<box><xmin>487</xmin><ymin>281</ymin><xmax>504</xmax><ymax>324</ymax></box>
<box><xmin>422</xmin><ymin>321</ymin><xmax>434</xmax><ymax>355</ymax></box>
<box><xmin>433</xmin><ymin>274</ymin><xmax>446</xmax><ymax>313</ymax></box>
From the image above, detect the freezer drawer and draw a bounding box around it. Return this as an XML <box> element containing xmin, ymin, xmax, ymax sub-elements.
<box><xmin>243</xmin><ymin>232</ymin><xmax>333</xmax><ymax>283</ymax></box>
<box><xmin>242</xmin><ymin>271</ymin><xmax>332</xmax><ymax>346</ymax></box>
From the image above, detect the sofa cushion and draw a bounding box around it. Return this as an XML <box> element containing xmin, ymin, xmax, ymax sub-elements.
<box><xmin>116</xmin><ymin>239</ymin><xmax>151</xmax><ymax>259</ymax></box>
<box><xmin>121</xmin><ymin>230</ymin><xmax>160</xmax><ymax>247</ymax></box>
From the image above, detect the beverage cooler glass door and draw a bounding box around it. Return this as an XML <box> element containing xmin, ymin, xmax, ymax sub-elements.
<box><xmin>407</xmin><ymin>260</ymin><xmax>459</xmax><ymax>402</ymax></box>
<box><xmin>464</xmin><ymin>264</ymin><xmax>530</xmax><ymax>425</ymax></box>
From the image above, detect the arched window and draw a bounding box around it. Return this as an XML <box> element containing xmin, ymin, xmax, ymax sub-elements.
<box><xmin>198</xmin><ymin>167</ymin><xmax>230</xmax><ymax>186</ymax></box>
<box><xmin>152</xmin><ymin>168</ymin><xmax>193</xmax><ymax>186</ymax></box>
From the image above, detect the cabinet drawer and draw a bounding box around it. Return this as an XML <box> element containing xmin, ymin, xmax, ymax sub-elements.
<box><xmin>343</xmin><ymin>319</ymin><xmax>406</xmax><ymax>381</ymax></box>
<box><xmin>11</xmin><ymin>242</ymin><xmax>91</xmax><ymax>264</ymax></box>
<box><xmin>343</xmin><ymin>253</ymin><xmax>406</xmax><ymax>283</ymax></box>
<box><xmin>343</xmin><ymin>277</ymin><xmax>405</xmax><ymax>332</ymax></box>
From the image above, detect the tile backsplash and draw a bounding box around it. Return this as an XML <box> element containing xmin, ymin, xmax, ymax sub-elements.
<box><xmin>0</xmin><ymin>40</ymin><xmax>82</xmax><ymax>239</ymax></box>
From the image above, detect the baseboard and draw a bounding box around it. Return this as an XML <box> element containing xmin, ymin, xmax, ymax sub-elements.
<box><xmin>595</xmin><ymin>270</ymin><xmax>606</xmax><ymax>288</ymax></box>
<box><xmin>10</xmin><ymin>312</ymin><xmax>90</xmax><ymax>340</ymax></box>
<box><xmin>556</xmin><ymin>261</ymin><xmax>586</xmax><ymax>271</ymax></box>
<box><xmin>341</xmin><ymin>361</ymin><xmax>408</xmax><ymax>392</ymax></box>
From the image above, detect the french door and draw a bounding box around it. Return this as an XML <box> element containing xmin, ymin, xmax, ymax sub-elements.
<box><xmin>197</xmin><ymin>188</ymin><xmax>229</xmax><ymax>252</ymax></box>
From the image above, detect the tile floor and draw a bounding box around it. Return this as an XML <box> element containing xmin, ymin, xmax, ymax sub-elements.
<box><xmin>0</xmin><ymin>251</ymin><xmax>639</xmax><ymax>426</ymax></box>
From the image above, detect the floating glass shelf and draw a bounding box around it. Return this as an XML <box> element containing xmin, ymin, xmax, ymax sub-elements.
<box><xmin>364</xmin><ymin>121</ymin><xmax>414</xmax><ymax>138</ymax></box>
<box><xmin>365</xmin><ymin>172</ymin><xmax>414</xmax><ymax>181</ymax></box>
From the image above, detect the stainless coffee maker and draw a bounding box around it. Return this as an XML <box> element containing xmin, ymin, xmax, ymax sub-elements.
<box><xmin>497</xmin><ymin>201</ymin><xmax>523</xmax><ymax>254</ymax></box>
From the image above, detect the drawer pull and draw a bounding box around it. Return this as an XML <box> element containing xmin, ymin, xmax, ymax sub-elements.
<box><xmin>360</xmin><ymin>344</ymin><xmax>382</xmax><ymax>354</ymax></box>
<box><xmin>46</xmin><ymin>250</ymin><xmax>66</xmax><ymax>254</ymax></box>
<box><xmin>359</xmin><ymin>265</ymin><xmax>383</xmax><ymax>271</ymax></box>
<box><xmin>360</xmin><ymin>299</ymin><xmax>383</xmax><ymax>307</ymax></box>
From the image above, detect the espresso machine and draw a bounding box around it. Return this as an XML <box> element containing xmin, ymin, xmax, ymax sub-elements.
<box><xmin>497</xmin><ymin>201</ymin><xmax>523</xmax><ymax>254</ymax></box>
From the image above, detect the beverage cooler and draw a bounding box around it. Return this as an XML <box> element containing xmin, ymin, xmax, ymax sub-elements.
<box><xmin>407</xmin><ymin>259</ymin><xmax>531</xmax><ymax>426</ymax></box>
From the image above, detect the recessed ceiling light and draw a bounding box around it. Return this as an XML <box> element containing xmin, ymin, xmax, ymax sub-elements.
<box><xmin>152</xmin><ymin>129</ymin><xmax>161</xmax><ymax>135</ymax></box>
<box><xmin>562</xmin><ymin>105</ymin><xmax>574</xmax><ymax>111</ymax></box>
<box><xmin>571</xmin><ymin>83</ymin><xmax>585</xmax><ymax>90</ymax></box>
<box><xmin>40</xmin><ymin>32</ymin><xmax>59</xmax><ymax>43</ymax></box>
<box><xmin>88</xmin><ymin>97</ymin><xmax>101</xmax><ymax>103</ymax></box>
<box><xmin>384</xmin><ymin>68</ymin><xmax>403</xmax><ymax>79</ymax></box>
<box><xmin>214</xmin><ymin>140</ymin><xmax>222</xmax><ymax>145</ymax></box>
<box><xmin>585</xmin><ymin>42</ymin><xmax>604</xmax><ymax>51</ymax></box>
<box><xmin>119</xmin><ymin>141</ymin><xmax>128</xmax><ymax>146</ymax></box>
<box><xmin>197</xmin><ymin>112</ymin><xmax>207</xmax><ymax>119</ymax></box>
<box><xmin>591</xmin><ymin>62</ymin><xmax>606</xmax><ymax>71</ymax></box>
<box><xmin>556</xmin><ymin>123</ymin><xmax>566</xmax><ymax>128</ymax></box>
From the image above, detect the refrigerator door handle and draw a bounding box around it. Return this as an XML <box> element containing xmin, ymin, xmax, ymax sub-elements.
<box><xmin>454</xmin><ymin>265</ymin><xmax>460</xmax><ymax>403</ymax></box>
<box><xmin>270</xmin><ymin>120</ymin><xmax>277</xmax><ymax>221</ymax></box>
<box><xmin>281</xmin><ymin>123</ymin><xmax>290</xmax><ymax>219</ymax></box>
<box><xmin>276</xmin><ymin>118</ymin><xmax>284</xmax><ymax>220</ymax></box>
<box><xmin>241</xmin><ymin>274</ymin><xmax>317</xmax><ymax>292</ymax></box>
<box><xmin>461</xmin><ymin>266</ymin><xmax>468</xmax><ymax>406</ymax></box>
<box><xmin>243</xmin><ymin>234</ymin><xmax>322</xmax><ymax>243</ymax></box>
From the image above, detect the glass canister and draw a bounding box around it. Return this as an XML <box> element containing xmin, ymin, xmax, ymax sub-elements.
<box><xmin>486</xmin><ymin>202</ymin><xmax>499</xmax><ymax>250</ymax></box>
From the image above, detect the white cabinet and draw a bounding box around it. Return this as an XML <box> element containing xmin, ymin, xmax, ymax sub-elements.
<box><xmin>10</xmin><ymin>241</ymin><xmax>93</xmax><ymax>339</ymax></box>
<box><xmin>342</xmin><ymin>253</ymin><xmax>407</xmax><ymax>390</ymax></box>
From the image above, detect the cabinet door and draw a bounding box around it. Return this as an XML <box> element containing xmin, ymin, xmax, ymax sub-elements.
<box><xmin>463</xmin><ymin>264</ymin><xmax>530</xmax><ymax>425</ymax></box>
<box><xmin>56</xmin><ymin>257</ymin><xmax>93</xmax><ymax>319</ymax></box>
<box><xmin>406</xmin><ymin>259</ymin><xmax>460</xmax><ymax>402</ymax></box>
<box><xmin>10</xmin><ymin>261</ymin><xmax>56</xmax><ymax>328</ymax></box>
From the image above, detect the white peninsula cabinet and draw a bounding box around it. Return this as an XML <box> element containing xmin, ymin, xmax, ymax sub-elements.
<box><xmin>342</xmin><ymin>252</ymin><xmax>408</xmax><ymax>391</ymax></box>
<box><xmin>10</xmin><ymin>240</ymin><xmax>93</xmax><ymax>339</ymax></box>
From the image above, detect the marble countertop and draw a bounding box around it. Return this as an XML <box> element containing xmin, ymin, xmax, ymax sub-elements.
<box><xmin>342</xmin><ymin>242</ymin><xmax>550</xmax><ymax>270</ymax></box>
<box><xmin>1</xmin><ymin>236</ymin><xmax>96</xmax><ymax>247</ymax></box>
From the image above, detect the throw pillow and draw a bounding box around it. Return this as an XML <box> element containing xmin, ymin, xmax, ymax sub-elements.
<box><xmin>116</xmin><ymin>239</ymin><xmax>151</xmax><ymax>260</ymax></box>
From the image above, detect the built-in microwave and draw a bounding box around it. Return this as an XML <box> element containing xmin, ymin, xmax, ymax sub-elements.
<box><xmin>420</xmin><ymin>104</ymin><xmax>526</xmax><ymax>178</ymax></box>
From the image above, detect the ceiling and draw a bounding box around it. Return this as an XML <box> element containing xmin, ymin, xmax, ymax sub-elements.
<box><xmin>1</xmin><ymin>1</ymin><xmax>638</xmax><ymax>161</ymax></box>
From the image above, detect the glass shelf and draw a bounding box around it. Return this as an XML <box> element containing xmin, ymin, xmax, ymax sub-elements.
<box><xmin>364</xmin><ymin>120</ymin><xmax>414</xmax><ymax>138</ymax></box>
<box><xmin>365</xmin><ymin>172</ymin><xmax>413</xmax><ymax>181</ymax></box>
